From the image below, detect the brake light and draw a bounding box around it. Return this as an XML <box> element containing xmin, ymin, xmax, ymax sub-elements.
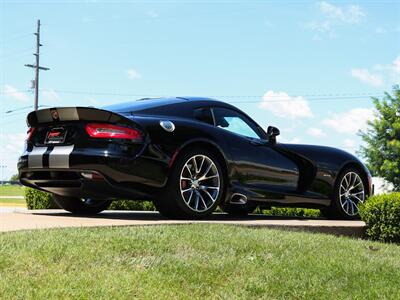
<box><xmin>85</xmin><ymin>123</ymin><xmax>142</xmax><ymax>140</ymax></box>
<box><xmin>26</xmin><ymin>127</ymin><xmax>35</xmax><ymax>141</ymax></box>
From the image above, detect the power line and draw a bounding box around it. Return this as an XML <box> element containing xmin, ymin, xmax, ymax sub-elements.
<box><xmin>44</xmin><ymin>89</ymin><xmax>384</xmax><ymax>102</ymax></box>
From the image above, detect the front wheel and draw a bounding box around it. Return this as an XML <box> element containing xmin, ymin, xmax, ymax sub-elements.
<box><xmin>154</xmin><ymin>148</ymin><xmax>225</xmax><ymax>219</ymax></box>
<box><xmin>323</xmin><ymin>168</ymin><xmax>367</xmax><ymax>220</ymax></box>
<box><xmin>53</xmin><ymin>195</ymin><xmax>111</xmax><ymax>214</ymax></box>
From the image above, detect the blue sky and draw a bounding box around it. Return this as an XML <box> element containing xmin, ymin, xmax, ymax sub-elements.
<box><xmin>1</xmin><ymin>0</ymin><xmax>399</xmax><ymax>179</ymax></box>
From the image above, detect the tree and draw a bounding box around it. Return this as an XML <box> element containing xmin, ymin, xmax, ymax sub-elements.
<box><xmin>9</xmin><ymin>174</ymin><xmax>19</xmax><ymax>182</ymax></box>
<box><xmin>359</xmin><ymin>85</ymin><xmax>400</xmax><ymax>191</ymax></box>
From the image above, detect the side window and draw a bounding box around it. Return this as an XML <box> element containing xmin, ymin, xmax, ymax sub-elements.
<box><xmin>212</xmin><ymin>107</ymin><xmax>262</xmax><ymax>139</ymax></box>
<box><xmin>193</xmin><ymin>107</ymin><xmax>214</xmax><ymax>125</ymax></box>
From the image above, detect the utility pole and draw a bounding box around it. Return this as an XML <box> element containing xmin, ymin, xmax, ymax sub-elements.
<box><xmin>25</xmin><ymin>19</ymin><xmax>49</xmax><ymax>111</ymax></box>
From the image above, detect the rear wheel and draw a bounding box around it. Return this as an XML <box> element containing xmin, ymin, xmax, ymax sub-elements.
<box><xmin>154</xmin><ymin>148</ymin><xmax>225</xmax><ymax>219</ymax></box>
<box><xmin>53</xmin><ymin>195</ymin><xmax>111</xmax><ymax>214</ymax></box>
<box><xmin>323</xmin><ymin>168</ymin><xmax>366</xmax><ymax>220</ymax></box>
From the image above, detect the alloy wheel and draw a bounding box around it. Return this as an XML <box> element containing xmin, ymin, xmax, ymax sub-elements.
<box><xmin>179</xmin><ymin>154</ymin><xmax>220</xmax><ymax>212</ymax></box>
<box><xmin>339</xmin><ymin>172</ymin><xmax>365</xmax><ymax>216</ymax></box>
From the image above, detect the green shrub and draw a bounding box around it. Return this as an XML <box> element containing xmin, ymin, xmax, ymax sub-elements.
<box><xmin>359</xmin><ymin>192</ymin><xmax>400</xmax><ymax>243</ymax></box>
<box><xmin>259</xmin><ymin>207</ymin><xmax>321</xmax><ymax>218</ymax></box>
<box><xmin>25</xmin><ymin>187</ymin><xmax>58</xmax><ymax>209</ymax></box>
<box><xmin>108</xmin><ymin>200</ymin><xmax>155</xmax><ymax>211</ymax></box>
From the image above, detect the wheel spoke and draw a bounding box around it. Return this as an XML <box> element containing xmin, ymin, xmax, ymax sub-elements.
<box><xmin>202</xmin><ymin>189</ymin><xmax>216</xmax><ymax>203</ymax></box>
<box><xmin>198</xmin><ymin>192</ymin><xmax>207</xmax><ymax>208</ymax></box>
<box><xmin>184</xmin><ymin>164</ymin><xmax>193</xmax><ymax>178</ymax></box>
<box><xmin>339</xmin><ymin>172</ymin><xmax>365</xmax><ymax>217</ymax></box>
<box><xmin>192</xmin><ymin>157</ymin><xmax>199</xmax><ymax>174</ymax></box>
<box><xmin>199</xmin><ymin>162</ymin><xmax>213</xmax><ymax>179</ymax></box>
<box><xmin>351</xmin><ymin>194</ymin><xmax>363</xmax><ymax>202</ymax></box>
<box><xmin>194</xmin><ymin>193</ymin><xmax>199</xmax><ymax>210</ymax></box>
<box><xmin>352</xmin><ymin>191</ymin><xmax>364</xmax><ymax>196</ymax></box>
<box><xmin>344</xmin><ymin>175</ymin><xmax>349</xmax><ymax>186</ymax></box>
<box><xmin>198</xmin><ymin>156</ymin><xmax>205</xmax><ymax>175</ymax></box>
<box><xmin>198</xmin><ymin>174</ymin><xmax>218</xmax><ymax>181</ymax></box>
<box><xmin>180</xmin><ymin>154</ymin><xmax>220</xmax><ymax>212</ymax></box>
<box><xmin>185</xmin><ymin>190</ymin><xmax>194</xmax><ymax>204</ymax></box>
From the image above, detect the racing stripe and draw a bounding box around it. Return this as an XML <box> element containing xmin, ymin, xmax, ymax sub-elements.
<box><xmin>49</xmin><ymin>145</ymin><xmax>74</xmax><ymax>168</ymax></box>
<box><xmin>28</xmin><ymin>146</ymin><xmax>48</xmax><ymax>168</ymax></box>
<box><xmin>59</xmin><ymin>108</ymin><xmax>79</xmax><ymax>121</ymax></box>
<box><xmin>42</xmin><ymin>146</ymin><xmax>55</xmax><ymax>168</ymax></box>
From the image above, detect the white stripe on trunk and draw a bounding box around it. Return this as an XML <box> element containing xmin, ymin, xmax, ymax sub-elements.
<box><xmin>49</xmin><ymin>145</ymin><xmax>74</xmax><ymax>168</ymax></box>
<box><xmin>28</xmin><ymin>147</ymin><xmax>48</xmax><ymax>168</ymax></box>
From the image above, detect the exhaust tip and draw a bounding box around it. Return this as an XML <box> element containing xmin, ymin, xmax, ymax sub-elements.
<box><xmin>230</xmin><ymin>193</ymin><xmax>247</xmax><ymax>205</ymax></box>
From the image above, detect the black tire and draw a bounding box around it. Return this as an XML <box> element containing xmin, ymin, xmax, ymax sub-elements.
<box><xmin>323</xmin><ymin>167</ymin><xmax>367</xmax><ymax>220</ymax></box>
<box><xmin>154</xmin><ymin>148</ymin><xmax>225</xmax><ymax>219</ymax></box>
<box><xmin>53</xmin><ymin>195</ymin><xmax>111</xmax><ymax>214</ymax></box>
<box><xmin>220</xmin><ymin>202</ymin><xmax>258</xmax><ymax>216</ymax></box>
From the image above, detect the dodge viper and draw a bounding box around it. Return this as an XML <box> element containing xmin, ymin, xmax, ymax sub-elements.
<box><xmin>18</xmin><ymin>97</ymin><xmax>372</xmax><ymax>219</ymax></box>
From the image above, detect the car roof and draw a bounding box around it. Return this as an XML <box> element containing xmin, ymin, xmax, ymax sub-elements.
<box><xmin>103</xmin><ymin>96</ymin><xmax>229</xmax><ymax>113</ymax></box>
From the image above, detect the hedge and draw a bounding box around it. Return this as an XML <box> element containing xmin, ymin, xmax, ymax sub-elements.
<box><xmin>259</xmin><ymin>207</ymin><xmax>321</xmax><ymax>218</ymax></box>
<box><xmin>108</xmin><ymin>200</ymin><xmax>156</xmax><ymax>211</ymax></box>
<box><xmin>359</xmin><ymin>192</ymin><xmax>400</xmax><ymax>243</ymax></box>
<box><xmin>25</xmin><ymin>187</ymin><xmax>320</xmax><ymax>218</ymax></box>
<box><xmin>25</xmin><ymin>188</ymin><xmax>156</xmax><ymax>211</ymax></box>
<box><xmin>25</xmin><ymin>188</ymin><xmax>58</xmax><ymax>209</ymax></box>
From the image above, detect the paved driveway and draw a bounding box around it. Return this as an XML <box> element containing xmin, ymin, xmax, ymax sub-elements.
<box><xmin>0</xmin><ymin>209</ymin><xmax>365</xmax><ymax>236</ymax></box>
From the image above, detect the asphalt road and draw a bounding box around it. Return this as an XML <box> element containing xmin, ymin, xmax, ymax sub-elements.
<box><xmin>0</xmin><ymin>208</ymin><xmax>365</xmax><ymax>237</ymax></box>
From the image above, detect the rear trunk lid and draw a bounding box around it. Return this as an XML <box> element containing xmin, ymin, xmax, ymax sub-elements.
<box><xmin>26</xmin><ymin>107</ymin><xmax>144</xmax><ymax>146</ymax></box>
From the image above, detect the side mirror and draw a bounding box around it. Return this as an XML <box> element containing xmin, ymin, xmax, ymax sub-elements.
<box><xmin>267</xmin><ymin>126</ymin><xmax>280</xmax><ymax>143</ymax></box>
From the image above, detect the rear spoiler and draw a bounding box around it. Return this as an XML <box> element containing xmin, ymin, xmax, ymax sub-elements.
<box><xmin>27</xmin><ymin>107</ymin><xmax>132</xmax><ymax>127</ymax></box>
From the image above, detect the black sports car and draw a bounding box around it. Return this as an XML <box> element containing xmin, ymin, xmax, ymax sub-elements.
<box><xmin>18</xmin><ymin>97</ymin><xmax>372</xmax><ymax>219</ymax></box>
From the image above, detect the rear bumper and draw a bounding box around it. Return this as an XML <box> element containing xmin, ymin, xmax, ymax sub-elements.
<box><xmin>17</xmin><ymin>145</ymin><xmax>169</xmax><ymax>199</ymax></box>
<box><xmin>19</xmin><ymin>169</ymin><xmax>151</xmax><ymax>199</ymax></box>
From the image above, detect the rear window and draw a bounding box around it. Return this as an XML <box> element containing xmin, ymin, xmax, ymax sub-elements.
<box><xmin>103</xmin><ymin>98</ymin><xmax>186</xmax><ymax>113</ymax></box>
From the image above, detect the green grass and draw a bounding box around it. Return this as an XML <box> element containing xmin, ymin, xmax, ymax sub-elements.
<box><xmin>0</xmin><ymin>185</ymin><xmax>24</xmax><ymax>197</ymax></box>
<box><xmin>1</xmin><ymin>225</ymin><xmax>399</xmax><ymax>299</ymax></box>
<box><xmin>0</xmin><ymin>185</ymin><xmax>25</xmax><ymax>206</ymax></box>
<box><xmin>0</xmin><ymin>197</ymin><xmax>26</xmax><ymax>205</ymax></box>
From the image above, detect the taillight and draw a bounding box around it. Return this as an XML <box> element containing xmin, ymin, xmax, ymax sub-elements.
<box><xmin>85</xmin><ymin>123</ymin><xmax>142</xmax><ymax>141</ymax></box>
<box><xmin>26</xmin><ymin>127</ymin><xmax>35</xmax><ymax>141</ymax></box>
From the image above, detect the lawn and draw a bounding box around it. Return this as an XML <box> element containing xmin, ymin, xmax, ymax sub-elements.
<box><xmin>0</xmin><ymin>185</ymin><xmax>25</xmax><ymax>206</ymax></box>
<box><xmin>0</xmin><ymin>185</ymin><xmax>24</xmax><ymax>196</ymax></box>
<box><xmin>0</xmin><ymin>225</ymin><xmax>399</xmax><ymax>299</ymax></box>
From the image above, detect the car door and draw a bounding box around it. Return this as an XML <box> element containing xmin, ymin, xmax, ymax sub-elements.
<box><xmin>211</xmin><ymin>106</ymin><xmax>299</xmax><ymax>199</ymax></box>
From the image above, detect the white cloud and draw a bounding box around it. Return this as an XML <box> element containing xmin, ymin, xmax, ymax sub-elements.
<box><xmin>147</xmin><ymin>10</ymin><xmax>159</xmax><ymax>18</ymax></box>
<box><xmin>343</xmin><ymin>139</ymin><xmax>356</xmax><ymax>148</ymax></box>
<box><xmin>259</xmin><ymin>91</ymin><xmax>313</xmax><ymax>119</ymax></box>
<box><xmin>393</xmin><ymin>56</ymin><xmax>400</xmax><ymax>74</ymax></box>
<box><xmin>375</xmin><ymin>27</ymin><xmax>387</xmax><ymax>34</ymax></box>
<box><xmin>306</xmin><ymin>2</ymin><xmax>366</xmax><ymax>36</ymax></box>
<box><xmin>319</xmin><ymin>1</ymin><xmax>366</xmax><ymax>24</ymax></box>
<box><xmin>42</xmin><ymin>89</ymin><xmax>60</xmax><ymax>103</ymax></box>
<box><xmin>3</xmin><ymin>84</ymin><xmax>29</xmax><ymax>102</ymax></box>
<box><xmin>307</xmin><ymin>127</ymin><xmax>326</xmax><ymax>138</ymax></box>
<box><xmin>323</xmin><ymin>108</ymin><xmax>374</xmax><ymax>134</ymax></box>
<box><xmin>351</xmin><ymin>68</ymin><xmax>383</xmax><ymax>87</ymax></box>
<box><xmin>127</xmin><ymin>69</ymin><xmax>142</xmax><ymax>80</ymax></box>
<box><xmin>0</xmin><ymin>132</ymin><xmax>25</xmax><ymax>180</ymax></box>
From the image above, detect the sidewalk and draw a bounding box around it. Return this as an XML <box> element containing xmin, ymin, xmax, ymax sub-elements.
<box><xmin>0</xmin><ymin>209</ymin><xmax>365</xmax><ymax>237</ymax></box>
